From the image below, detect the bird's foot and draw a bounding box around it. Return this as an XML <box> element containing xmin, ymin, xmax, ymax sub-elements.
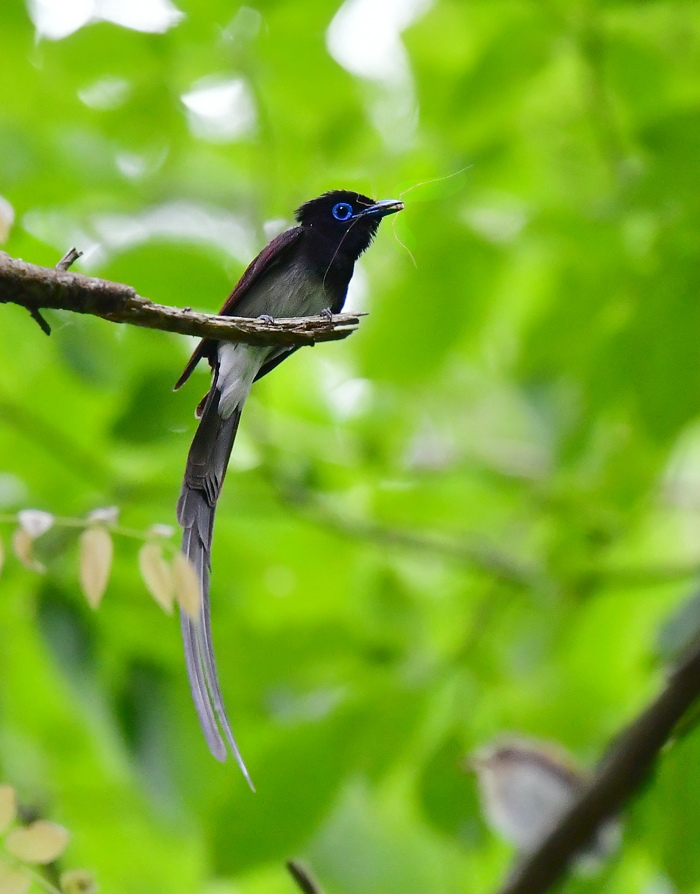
<box><xmin>320</xmin><ymin>308</ymin><xmax>333</xmax><ymax>322</ymax></box>
<box><xmin>257</xmin><ymin>314</ymin><xmax>275</xmax><ymax>324</ymax></box>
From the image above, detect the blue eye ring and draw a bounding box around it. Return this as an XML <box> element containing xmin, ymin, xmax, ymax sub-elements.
<box><xmin>332</xmin><ymin>202</ymin><xmax>354</xmax><ymax>221</ymax></box>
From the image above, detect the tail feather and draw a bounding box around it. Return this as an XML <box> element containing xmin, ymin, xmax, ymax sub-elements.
<box><xmin>177</xmin><ymin>385</ymin><xmax>254</xmax><ymax>788</ymax></box>
<box><xmin>180</xmin><ymin>608</ymin><xmax>226</xmax><ymax>761</ymax></box>
<box><xmin>198</xmin><ymin>579</ymin><xmax>253</xmax><ymax>785</ymax></box>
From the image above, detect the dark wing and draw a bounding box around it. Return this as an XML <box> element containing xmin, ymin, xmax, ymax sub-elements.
<box><xmin>174</xmin><ymin>226</ymin><xmax>303</xmax><ymax>391</ymax></box>
<box><xmin>253</xmin><ymin>345</ymin><xmax>299</xmax><ymax>383</ymax></box>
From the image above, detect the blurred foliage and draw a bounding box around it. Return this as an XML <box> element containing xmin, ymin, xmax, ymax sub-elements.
<box><xmin>2</xmin><ymin>0</ymin><xmax>700</xmax><ymax>891</ymax></box>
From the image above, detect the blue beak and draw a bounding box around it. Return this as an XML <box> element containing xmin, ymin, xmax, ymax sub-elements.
<box><xmin>356</xmin><ymin>199</ymin><xmax>404</xmax><ymax>219</ymax></box>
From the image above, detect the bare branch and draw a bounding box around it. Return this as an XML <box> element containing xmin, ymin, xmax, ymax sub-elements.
<box><xmin>595</xmin><ymin>560</ymin><xmax>700</xmax><ymax>587</ymax></box>
<box><xmin>271</xmin><ymin>475</ymin><xmax>544</xmax><ymax>589</ymax></box>
<box><xmin>0</xmin><ymin>251</ymin><xmax>364</xmax><ymax>347</ymax></box>
<box><xmin>286</xmin><ymin>861</ymin><xmax>324</xmax><ymax>894</ymax></box>
<box><xmin>312</xmin><ymin>505</ymin><xmax>541</xmax><ymax>588</ymax></box>
<box><xmin>26</xmin><ymin>305</ymin><xmax>51</xmax><ymax>336</ymax></box>
<box><xmin>19</xmin><ymin>248</ymin><xmax>86</xmax><ymax>335</ymax></box>
<box><xmin>56</xmin><ymin>247</ymin><xmax>83</xmax><ymax>271</ymax></box>
<box><xmin>496</xmin><ymin>641</ymin><xmax>700</xmax><ymax>894</ymax></box>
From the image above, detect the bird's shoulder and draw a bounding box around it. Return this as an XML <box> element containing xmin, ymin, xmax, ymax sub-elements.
<box><xmin>218</xmin><ymin>225</ymin><xmax>303</xmax><ymax>315</ymax></box>
<box><xmin>173</xmin><ymin>225</ymin><xmax>303</xmax><ymax>391</ymax></box>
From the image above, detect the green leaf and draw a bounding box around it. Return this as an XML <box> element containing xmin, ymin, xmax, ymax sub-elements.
<box><xmin>212</xmin><ymin>708</ymin><xmax>362</xmax><ymax>874</ymax></box>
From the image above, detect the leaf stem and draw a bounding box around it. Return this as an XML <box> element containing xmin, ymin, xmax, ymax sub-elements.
<box><xmin>0</xmin><ymin>513</ymin><xmax>174</xmax><ymax>546</ymax></box>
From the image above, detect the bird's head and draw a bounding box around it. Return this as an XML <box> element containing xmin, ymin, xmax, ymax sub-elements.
<box><xmin>295</xmin><ymin>190</ymin><xmax>403</xmax><ymax>260</ymax></box>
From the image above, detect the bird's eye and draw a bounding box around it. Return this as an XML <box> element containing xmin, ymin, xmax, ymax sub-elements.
<box><xmin>332</xmin><ymin>202</ymin><xmax>353</xmax><ymax>221</ymax></box>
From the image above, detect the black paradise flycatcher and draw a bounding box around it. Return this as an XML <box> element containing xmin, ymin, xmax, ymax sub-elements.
<box><xmin>174</xmin><ymin>190</ymin><xmax>404</xmax><ymax>786</ymax></box>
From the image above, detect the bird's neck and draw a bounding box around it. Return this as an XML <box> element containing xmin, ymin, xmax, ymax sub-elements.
<box><xmin>301</xmin><ymin>229</ymin><xmax>356</xmax><ymax>305</ymax></box>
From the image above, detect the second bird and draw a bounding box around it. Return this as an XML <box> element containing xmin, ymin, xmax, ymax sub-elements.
<box><xmin>174</xmin><ymin>190</ymin><xmax>404</xmax><ymax>785</ymax></box>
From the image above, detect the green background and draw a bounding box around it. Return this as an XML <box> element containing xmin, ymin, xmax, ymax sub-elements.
<box><xmin>2</xmin><ymin>0</ymin><xmax>700</xmax><ymax>891</ymax></box>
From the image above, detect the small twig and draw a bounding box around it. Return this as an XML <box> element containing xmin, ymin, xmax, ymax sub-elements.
<box><xmin>286</xmin><ymin>861</ymin><xmax>325</xmax><ymax>894</ymax></box>
<box><xmin>17</xmin><ymin>248</ymin><xmax>83</xmax><ymax>335</ymax></box>
<box><xmin>323</xmin><ymin>512</ymin><xmax>540</xmax><ymax>588</ymax></box>
<box><xmin>56</xmin><ymin>246</ymin><xmax>83</xmax><ymax>271</ymax></box>
<box><xmin>276</xmin><ymin>480</ymin><xmax>543</xmax><ymax>589</ymax></box>
<box><xmin>0</xmin><ymin>512</ymin><xmax>174</xmax><ymax>548</ymax></box>
<box><xmin>496</xmin><ymin>641</ymin><xmax>700</xmax><ymax>894</ymax></box>
<box><xmin>16</xmin><ymin>864</ymin><xmax>62</xmax><ymax>894</ymax></box>
<box><xmin>26</xmin><ymin>306</ymin><xmax>51</xmax><ymax>336</ymax></box>
<box><xmin>591</xmin><ymin>559</ymin><xmax>700</xmax><ymax>587</ymax></box>
<box><xmin>0</xmin><ymin>251</ymin><xmax>365</xmax><ymax>347</ymax></box>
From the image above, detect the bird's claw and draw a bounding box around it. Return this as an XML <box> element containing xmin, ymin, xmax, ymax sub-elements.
<box><xmin>320</xmin><ymin>308</ymin><xmax>333</xmax><ymax>322</ymax></box>
<box><xmin>257</xmin><ymin>314</ymin><xmax>275</xmax><ymax>324</ymax></box>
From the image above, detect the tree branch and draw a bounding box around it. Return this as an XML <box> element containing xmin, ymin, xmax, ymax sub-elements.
<box><xmin>269</xmin><ymin>473</ymin><xmax>544</xmax><ymax>590</ymax></box>
<box><xmin>0</xmin><ymin>251</ymin><xmax>364</xmax><ymax>347</ymax></box>
<box><xmin>310</xmin><ymin>503</ymin><xmax>542</xmax><ymax>589</ymax></box>
<box><xmin>594</xmin><ymin>559</ymin><xmax>700</xmax><ymax>587</ymax></box>
<box><xmin>286</xmin><ymin>861</ymin><xmax>324</xmax><ymax>894</ymax></box>
<box><xmin>496</xmin><ymin>641</ymin><xmax>700</xmax><ymax>894</ymax></box>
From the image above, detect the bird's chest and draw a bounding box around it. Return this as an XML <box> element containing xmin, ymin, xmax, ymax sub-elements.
<box><xmin>215</xmin><ymin>266</ymin><xmax>333</xmax><ymax>418</ymax></box>
<box><xmin>279</xmin><ymin>264</ymin><xmax>330</xmax><ymax>316</ymax></box>
<box><xmin>236</xmin><ymin>263</ymin><xmax>331</xmax><ymax>319</ymax></box>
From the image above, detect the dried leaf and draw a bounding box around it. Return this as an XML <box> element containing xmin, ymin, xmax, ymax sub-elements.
<box><xmin>0</xmin><ymin>195</ymin><xmax>15</xmax><ymax>244</ymax></box>
<box><xmin>0</xmin><ymin>786</ymin><xmax>17</xmax><ymax>833</ymax></box>
<box><xmin>17</xmin><ymin>510</ymin><xmax>54</xmax><ymax>538</ymax></box>
<box><xmin>12</xmin><ymin>528</ymin><xmax>44</xmax><ymax>573</ymax></box>
<box><xmin>79</xmin><ymin>527</ymin><xmax>113</xmax><ymax>609</ymax></box>
<box><xmin>139</xmin><ymin>542</ymin><xmax>173</xmax><ymax>613</ymax></box>
<box><xmin>0</xmin><ymin>861</ymin><xmax>30</xmax><ymax>894</ymax></box>
<box><xmin>172</xmin><ymin>552</ymin><xmax>201</xmax><ymax>620</ymax></box>
<box><xmin>5</xmin><ymin>820</ymin><xmax>70</xmax><ymax>864</ymax></box>
<box><xmin>60</xmin><ymin>869</ymin><xmax>98</xmax><ymax>894</ymax></box>
<box><xmin>87</xmin><ymin>506</ymin><xmax>119</xmax><ymax>525</ymax></box>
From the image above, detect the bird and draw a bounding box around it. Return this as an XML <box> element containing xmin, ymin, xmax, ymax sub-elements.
<box><xmin>174</xmin><ymin>190</ymin><xmax>404</xmax><ymax>785</ymax></box>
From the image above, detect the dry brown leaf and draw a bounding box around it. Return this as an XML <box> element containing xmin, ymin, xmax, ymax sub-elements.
<box><xmin>0</xmin><ymin>861</ymin><xmax>30</xmax><ymax>894</ymax></box>
<box><xmin>139</xmin><ymin>542</ymin><xmax>174</xmax><ymax>613</ymax></box>
<box><xmin>60</xmin><ymin>868</ymin><xmax>98</xmax><ymax>894</ymax></box>
<box><xmin>5</xmin><ymin>820</ymin><xmax>70</xmax><ymax>864</ymax></box>
<box><xmin>79</xmin><ymin>527</ymin><xmax>113</xmax><ymax>609</ymax></box>
<box><xmin>0</xmin><ymin>786</ymin><xmax>17</xmax><ymax>833</ymax></box>
<box><xmin>172</xmin><ymin>552</ymin><xmax>201</xmax><ymax>620</ymax></box>
<box><xmin>11</xmin><ymin>528</ymin><xmax>44</xmax><ymax>573</ymax></box>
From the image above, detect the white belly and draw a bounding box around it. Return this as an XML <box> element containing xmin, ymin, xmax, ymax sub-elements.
<box><xmin>217</xmin><ymin>343</ymin><xmax>267</xmax><ymax>419</ymax></box>
<box><xmin>216</xmin><ymin>263</ymin><xmax>330</xmax><ymax>418</ymax></box>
